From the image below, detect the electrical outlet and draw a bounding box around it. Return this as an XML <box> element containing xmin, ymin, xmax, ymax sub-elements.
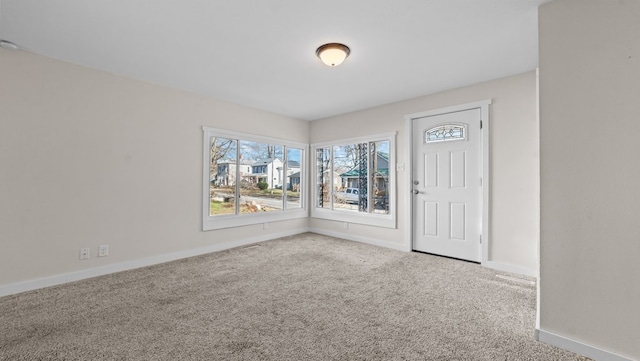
<box><xmin>98</xmin><ymin>244</ymin><xmax>109</xmax><ymax>257</ymax></box>
<box><xmin>79</xmin><ymin>248</ymin><xmax>90</xmax><ymax>260</ymax></box>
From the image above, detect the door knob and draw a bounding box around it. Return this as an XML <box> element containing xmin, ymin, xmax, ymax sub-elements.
<box><xmin>412</xmin><ymin>189</ymin><xmax>420</xmax><ymax>195</ymax></box>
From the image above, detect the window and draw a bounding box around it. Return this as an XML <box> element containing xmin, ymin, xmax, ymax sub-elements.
<box><xmin>424</xmin><ymin>124</ymin><xmax>466</xmax><ymax>143</ymax></box>
<box><xmin>311</xmin><ymin>132</ymin><xmax>396</xmax><ymax>228</ymax></box>
<box><xmin>203</xmin><ymin>127</ymin><xmax>306</xmax><ymax>230</ymax></box>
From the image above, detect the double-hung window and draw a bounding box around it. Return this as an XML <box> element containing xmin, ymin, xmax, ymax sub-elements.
<box><xmin>311</xmin><ymin>132</ymin><xmax>396</xmax><ymax>228</ymax></box>
<box><xmin>203</xmin><ymin>127</ymin><xmax>307</xmax><ymax>230</ymax></box>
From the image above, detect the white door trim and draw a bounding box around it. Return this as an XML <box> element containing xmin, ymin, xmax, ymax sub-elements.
<box><xmin>404</xmin><ymin>99</ymin><xmax>492</xmax><ymax>263</ymax></box>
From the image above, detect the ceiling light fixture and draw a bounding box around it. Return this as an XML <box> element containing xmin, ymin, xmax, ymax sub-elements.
<box><xmin>316</xmin><ymin>43</ymin><xmax>350</xmax><ymax>67</ymax></box>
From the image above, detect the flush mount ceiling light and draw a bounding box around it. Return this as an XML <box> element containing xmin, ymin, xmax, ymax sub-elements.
<box><xmin>316</xmin><ymin>43</ymin><xmax>350</xmax><ymax>67</ymax></box>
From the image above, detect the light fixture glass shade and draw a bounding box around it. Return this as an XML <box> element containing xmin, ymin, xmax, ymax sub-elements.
<box><xmin>316</xmin><ymin>43</ymin><xmax>350</xmax><ymax>67</ymax></box>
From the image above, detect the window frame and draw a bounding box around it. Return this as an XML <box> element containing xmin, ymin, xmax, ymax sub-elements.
<box><xmin>202</xmin><ymin>127</ymin><xmax>308</xmax><ymax>231</ymax></box>
<box><xmin>310</xmin><ymin>132</ymin><xmax>397</xmax><ymax>229</ymax></box>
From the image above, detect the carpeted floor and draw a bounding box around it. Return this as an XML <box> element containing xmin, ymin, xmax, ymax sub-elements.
<box><xmin>0</xmin><ymin>233</ymin><xmax>591</xmax><ymax>360</ymax></box>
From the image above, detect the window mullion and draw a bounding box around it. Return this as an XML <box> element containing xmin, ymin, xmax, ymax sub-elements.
<box><xmin>283</xmin><ymin>146</ymin><xmax>287</xmax><ymax>211</ymax></box>
<box><xmin>235</xmin><ymin>139</ymin><xmax>241</xmax><ymax>215</ymax></box>
<box><xmin>329</xmin><ymin>147</ymin><xmax>334</xmax><ymax>210</ymax></box>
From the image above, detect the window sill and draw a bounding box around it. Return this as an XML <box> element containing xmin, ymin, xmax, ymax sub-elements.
<box><xmin>203</xmin><ymin>208</ymin><xmax>308</xmax><ymax>231</ymax></box>
<box><xmin>310</xmin><ymin>208</ymin><xmax>396</xmax><ymax>229</ymax></box>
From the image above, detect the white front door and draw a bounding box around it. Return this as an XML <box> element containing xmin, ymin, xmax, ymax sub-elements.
<box><xmin>412</xmin><ymin>108</ymin><xmax>482</xmax><ymax>262</ymax></box>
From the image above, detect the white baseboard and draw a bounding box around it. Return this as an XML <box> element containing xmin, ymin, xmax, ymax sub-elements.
<box><xmin>482</xmin><ymin>260</ymin><xmax>537</xmax><ymax>278</ymax></box>
<box><xmin>536</xmin><ymin>329</ymin><xmax>635</xmax><ymax>361</ymax></box>
<box><xmin>0</xmin><ymin>228</ymin><xmax>308</xmax><ymax>298</ymax></box>
<box><xmin>308</xmin><ymin>227</ymin><xmax>410</xmax><ymax>252</ymax></box>
<box><xmin>308</xmin><ymin>229</ymin><xmax>539</xmax><ymax>279</ymax></box>
<box><xmin>0</xmin><ymin>228</ymin><xmax>540</xmax><ymax>298</ymax></box>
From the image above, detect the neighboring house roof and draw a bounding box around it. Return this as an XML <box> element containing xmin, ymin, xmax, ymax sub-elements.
<box><xmin>289</xmin><ymin>171</ymin><xmax>301</xmax><ymax>179</ymax></box>
<box><xmin>340</xmin><ymin>168</ymin><xmax>389</xmax><ymax>177</ymax></box>
<box><xmin>340</xmin><ymin>169</ymin><xmax>359</xmax><ymax>177</ymax></box>
<box><xmin>287</xmin><ymin>160</ymin><xmax>300</xmax><ymax>168</ymax></box>
<box><xmin>252</xmin><ymin>158</ymin><xmax>281</xmax><ymax>166</ymax></box>
<box><xmin>218</xmin><ymin>160</ymin><xmax>253</xmax><ymax>165</ymax></box>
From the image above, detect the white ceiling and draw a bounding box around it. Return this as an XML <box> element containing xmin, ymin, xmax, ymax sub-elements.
<box><xmin>0</xmin><ymin>0</ymin><xmax>549</xmax><ymax>121</ymax></box>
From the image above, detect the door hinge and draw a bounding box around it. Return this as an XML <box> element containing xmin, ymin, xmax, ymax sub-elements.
<box><xmin>480</xmin><ymin>120</ymin><xmax>483</xmax><ymax>129</ymax></box>
<box><xmin>480</xmin><ymin>235</ymin><xmax>483</xmax><ymax>244</ymax></box>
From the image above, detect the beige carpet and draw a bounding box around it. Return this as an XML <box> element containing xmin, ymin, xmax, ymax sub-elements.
<box><xmin>0</xmin><ymin>233</ymin><xmax>590</xmax><ymax>360</ymax></box>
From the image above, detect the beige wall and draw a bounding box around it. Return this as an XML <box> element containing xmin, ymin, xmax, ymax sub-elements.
<box><xmin>539</xmin><ymin>0</ymin><xmax>640</xmax><ymax>359</ymax></box>
<box><xmin>310</xmin><ymin>71</ymin><xmax>540</xmax><ymax>273</ymax></box>
<box><xmin>0</xmin><ymin>49</ymin><xmax>309</xmax><ymax>286</ymax></box>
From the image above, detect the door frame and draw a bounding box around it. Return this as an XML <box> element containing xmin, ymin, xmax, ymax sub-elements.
<box><xmin>404</xmin><ymin>99</ymin><xmax>492</xmax><ymax>264</ymax></box>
